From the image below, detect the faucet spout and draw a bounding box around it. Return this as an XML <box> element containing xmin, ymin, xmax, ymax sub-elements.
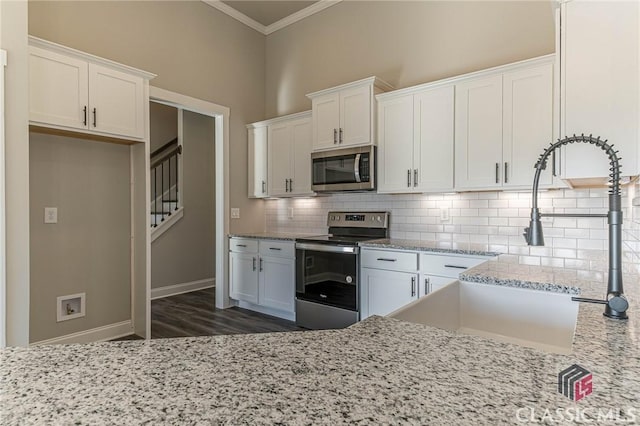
<box><xmin>526</xmin><ymin>134</ymin><xmax>628</xmax><ymax>320</ymax></box>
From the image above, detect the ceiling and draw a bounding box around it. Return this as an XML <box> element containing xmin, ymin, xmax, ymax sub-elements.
<box><xmin>221</xmin><ymin>1</ymin><xmax>318</xmax><ymax>27</ymax></box>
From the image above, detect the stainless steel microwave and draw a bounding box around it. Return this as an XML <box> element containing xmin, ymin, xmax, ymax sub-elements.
<box><xmin>311</xmin><ymin>146</ymin><xmax>375</xmax><ymax>192</ymax></box>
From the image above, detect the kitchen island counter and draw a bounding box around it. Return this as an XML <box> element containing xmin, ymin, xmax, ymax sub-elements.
<box><xmin>229</xmin><ymin>232</ymin><xmax>325</xmax><ymax>241</ymax></box>
<box><xmin>360</xmin><ymin>238</ymin><xmax>500</xmax><ymax>257</ymax></box>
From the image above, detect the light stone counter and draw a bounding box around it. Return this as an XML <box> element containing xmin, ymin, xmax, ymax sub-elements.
<box><xmin>2</xmin><ymin>252</ymin><xmax>640</xmax><ymax>424</ymax></box>
<box><xmin>360</xmin><ymin>238</ymin><xmax>500</xmax><ymax>257</ymax></box>
<box><xmin>228</xmin><ymin>232</ymin><xmax>326</xmax><ymax>241</ymax></box>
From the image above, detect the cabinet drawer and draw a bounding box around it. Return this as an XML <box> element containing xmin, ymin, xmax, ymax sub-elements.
<box><xmin>229</xmin><ymin>238</ymin><xmax>258</xmax><ymax>253</ymax></box>
<box><xmin>421</xmin><ymin>253</ymin><xmax>488</xmax><ymax>278</ymax></box>
<box><xmin>259</xmin><ymin>240</ymin><xmax>295</xmax><ymax>258</ymax></box>
<box><xmin>361</xmin><ymin>249</ymin><xmax>418</xmax><ymax>272</ymax></box>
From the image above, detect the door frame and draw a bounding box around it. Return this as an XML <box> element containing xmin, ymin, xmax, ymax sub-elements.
<box><xmin>0</xmin><ymin>49</ymin><xmax>7</xmax><ymax>347</ymax></box>
<box><xmin>148</xmin><ymin>86</ymin><xmax>231</xmax><ymax>336</ymax></box>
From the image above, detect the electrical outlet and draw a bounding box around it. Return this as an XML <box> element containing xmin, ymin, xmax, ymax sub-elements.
<box><xmin>231</xmin><ymin>208</ymin><xmax>240</xmax><ymax>219</ymax></box>
<box><xmin>440</xmin><ymin>208</ymin><xmax>450</xmax><ymax>222</ymax></box>
<box><xmin>288</xmin><ymin>207</ymin><xmax>294</xmax><ymax>219</ymax></box>
<box><xmin>44</xmin><ymin>207</ymin><xmax>58</xmax><ymax>224</ymax></box>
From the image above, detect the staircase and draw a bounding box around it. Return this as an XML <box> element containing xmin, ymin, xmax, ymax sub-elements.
<box><xmin>151</xmin><ymin>138</ymin><xmax>183</xmax><ymax>234</ymax></box>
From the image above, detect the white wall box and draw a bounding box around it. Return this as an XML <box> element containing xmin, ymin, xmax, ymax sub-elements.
<box><xmin>307</xmin><ymin>77</ymin><xmax>393</xmax><ymax>152</ymax></box>
<box><xmin>56</xmin><ymin>293</ymin><xmax>86</xmax><ymax>322</ymax></box>
<box><xmin>229</xmin><ymin>237</ymin><xmax>295</xmax><ymax>319</ymax></box>
<box><xmin>28</xmin><ymin>36</ymin><xmax>155</xmax><ymax>142</ymax></box>
<box><xmin>559</xmin><ymin>0</ymin><xmax>639</xmax><ymax>182</ymax></box>
<box><xmin>455</xmin><ymin>56</ymin><xmax>556</xmax><ymax>191</ymax></box>
<box><xmin>377</xmin><ymin>84</ymin><xmax>455</xmax><ymax>193</ymax></box>
<box><xmin>247</xmin><ymin>123</ymin><xmax>268</xmax><ymax>198</ymax></box>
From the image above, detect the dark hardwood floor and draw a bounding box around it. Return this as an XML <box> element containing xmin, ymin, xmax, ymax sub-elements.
<box><xmin>149</xmin><ymin>287</ymin><xmax>305</xmax><ymax>339</ymax></box>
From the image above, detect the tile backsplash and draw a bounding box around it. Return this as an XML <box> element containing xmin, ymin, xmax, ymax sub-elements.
<box><xmin>266</xmin><ymin>186</ymin><xmax>640</xmax><ymax>274</ymax></box>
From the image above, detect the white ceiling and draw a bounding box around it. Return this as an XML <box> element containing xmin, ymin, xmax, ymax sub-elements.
<box><xmin>221</xmin><ymin>1</ymin><xmax>317</xmax><ymax>26</ymax></box>
<box><xmin>204</xmin><ymin>0</ymin><xmax>340</xmax><ymax>35</ymax></box>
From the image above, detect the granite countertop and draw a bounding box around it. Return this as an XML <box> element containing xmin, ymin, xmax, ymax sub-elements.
<box><xmin>2</xmin><ymin>253</ymin><xmax>640</xmax><ymax>424</ymax></box>
<box><xmin>360</xmin><ymin>238</ymin><xmax>501</xmax><ymax>257</ymax></box>
<box><xmin>228</xmin><ymin>232</ymin><xmax>326</xmax><ymax>241</ymax></box>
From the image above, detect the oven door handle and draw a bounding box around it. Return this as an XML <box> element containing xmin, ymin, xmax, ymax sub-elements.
<box><xmin>354</xmin><ymin>153</ymin><xmax>362</xmax><ymax>183</ymax></box>
<box><xmin>295</xmin><ymin>243</ymin><xmax>358</xmax><ymax>254</ymax></box>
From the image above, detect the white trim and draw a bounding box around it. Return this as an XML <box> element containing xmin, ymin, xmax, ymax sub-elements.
<box><xmin>247</xmin><ymin>110</ymin><xmax>310</xmax><ymax>128</ymax></box>
<box><xmin>150</xmin><ymin>278</ymin><xmax>215</xmax><ymax>300</ymax></box>
<box><xmin>236</xmin><ymin>300</ymin><xmax>295</xmax><ymax>322</ymax></box>
<box><xmin>0</xmin><ymin>49</ymin><xmax>6</xmax><ymax>348</ymax></box>
<box><xmin>151</xmin><ymin>206</ymin><xmax>184</xmax><ymax>242</ymax></box>
<box><xmin>28</xmin><ymin>36</ymin><xmax>156</xmax><ymax>79</ymax></box>
<box><xmin>306</xmin><ymin>76</ymin><xmax>394</xmax><ymax>99</ymax></box>
<box><xmin>264</xmin><ymin>1</ymin><xmax>343</xmax><ymax>35</ymax></box>
<box><xmin>203</xmin><ymin>0</ymin><xmax>343</xmax><ymax>36</ymax></box>
<box><xmin>30</xmin><ymin>320</ymin><xmax>133</xmax><ymax>346</ymax></box>
<box><xmin>148</xmin><ymin>86</ymin><xmax>231</xmax><ymax>311</ymax></box>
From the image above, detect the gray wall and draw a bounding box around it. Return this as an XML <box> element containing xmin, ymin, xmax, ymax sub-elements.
<box><xmin>265</xmin><ymin>1</ymin><xmax>555</xmax><ymax>116</ymax></box>
<box><xmin>150</xmin><ymin>102</ymin><xmax>178</xmax><ymax>153</ymax></box>
<box><xmin>29</xmin><ymin>0</ymin><xmax>267</xmax><ymax>234</ymax></box>
<box><xmin>152</xmin><ymin>110</ymin><xmax>216</xmax><ymax>289</ymax></box>
<box><xmin>29</xmin><ymin>133</ymin><xmax>131</xmax><ymax>343</ymax></box>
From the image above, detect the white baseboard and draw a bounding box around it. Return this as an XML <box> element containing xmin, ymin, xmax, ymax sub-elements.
<box><xmin>151</xmin><ymin>277</ymin><xmax>215</xmax><ymax>300</ymax></box>
<box><xmin>236</xmin><ymin>300</ymin><xmax>295</xmax><ymax>322</ymax></box>
<box><xmin>30</xmin><ymin>320</ymin><xmax>133</xmax><ymax>346</ymax></box>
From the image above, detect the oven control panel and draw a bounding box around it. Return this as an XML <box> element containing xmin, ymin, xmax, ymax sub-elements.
<box><xmin>327</xmin><ymin>212</ymin><xmax>389</xmax><ymax>228</ymax></box>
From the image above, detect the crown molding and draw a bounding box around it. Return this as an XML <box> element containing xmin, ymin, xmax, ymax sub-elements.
<box><xmin>203</xmin><ymin>0</ymin><xmax>343</xmax><ymax>36</ymax></box>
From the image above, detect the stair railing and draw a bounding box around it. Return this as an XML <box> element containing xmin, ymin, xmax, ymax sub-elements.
<box><xmin>150</xmin><ymin>138</ymin><xmax>182</xmax><ymax>228</ymax></box>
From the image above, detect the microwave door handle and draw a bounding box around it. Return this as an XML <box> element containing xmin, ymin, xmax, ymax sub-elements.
<box><xmin>354</xmin><ymin>153</ymin><xmax>361</xmax><ymax>183</ymax></box>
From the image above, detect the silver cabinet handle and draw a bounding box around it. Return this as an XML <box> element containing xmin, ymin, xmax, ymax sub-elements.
<box><xmin>495</xmin><ymin>163</ymin><xmax>499</xmax><ymax>184</ymax></box>
<box><xmin>237</xmin><ymin>244</ymin><xmax>247</xmax><ymax>247</ymax></box>
<box><xmin>411</xmin><ymin>276</ymin><xmax>416</xmax><ymax>297</ymax></box>
<box><xmin>414</xmin><ymin>169</ymin><xmax>418</xmax><ymax>187</ymax></box>
<box><xmin>339</xmin><ymin>128</ymin><xmax>343</xmax><ymax>144</ymax></box>
<box><xmin>504</xmin><ymin>162</ymin><xmax>508</xmax><ymax>183</ymax></box>
<box><xmin>262</xmin><ymin>180</ymin><xmax>266</xmax><ymax>194</ymax></box>
<box><xmin>269</xmin><ymin>247</ymin><xmax>282</xmax><ymax>251</ymax></box>
<box><xmin>444</xmin><ymin>264</ymin><xmax>467</xmax><ymax>269</ymax></box>
<box><xmin>92</xmin><ymin>108</ymin><xmax>97</xmax><ymax>127</ymax></box>
<box><xmin>407</xmin><ymin>169</ymin><xmax>411</xmax><ymax>187</ymax></box>
<box><xmin>376</xmin><ymin>258</ymin><xmax>397</xmax><ymax>262</ymax></box>
<box><xmin>289</xmin><ymin>179</ymin><xmax>293</xmax><ymax>192</ymax></box>
<box><xmin>285</xmin><ymin>179</ymin><xmax>289</xmax><ymax>192</ymax></box>
<box><xmin>252</xmin><ymin>257</ymin><xmax>256</xmax><ymax>271</ymax></box>
<box><xmin>259</xmin><ymin>258</ymin><xmax>263</xmax><ymax>272</ymax></box>
<box><xmin>83</xmin><ymin>106</ymin><xmax>87</xmax><ymax>126</ymax></box>
<box><xmin>333</xmin><ymin>128</ymin><xmax>337</xmax><ymax>144</ymax></box>
<box><xmin>425</xmin><ymin>277</ymin><xmax>431</xmax><ymax>294</ymax></box>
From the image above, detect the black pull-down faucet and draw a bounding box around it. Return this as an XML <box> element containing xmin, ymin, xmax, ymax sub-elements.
<box><xmin>524</xmin><ymin>134</ymin><xmax>628</xmax><ymax>320</ymax></box>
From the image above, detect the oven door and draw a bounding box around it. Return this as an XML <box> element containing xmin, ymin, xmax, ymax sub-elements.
<box><xmin>311</xmin><ymin>146</ymin><xmax>374</xmax><ymax>192</ymax></box>
<box><xmin>295</xmin><ymin>243</ymin><xmax>359</xmax><ymax>311</ymax></box>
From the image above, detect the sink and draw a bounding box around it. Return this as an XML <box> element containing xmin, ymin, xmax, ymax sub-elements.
<box><xmin>389</xmin><ymin>281</ymin><xmax>579</xmax><ymax>354</ymax></box>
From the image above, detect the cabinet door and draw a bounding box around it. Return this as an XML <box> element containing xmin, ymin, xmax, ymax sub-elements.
<box><xmin>377</xmin><ymin>96</ymin><xmax>415</xmax><ymax>193</ymax></box>
<box><xmin>455</xmin><ymin>75</ymin><xmax>503</xmax><ymax>189</ymax></box>
<box><xmin>248</xmin><ymin>126</ymin><xmax>268</xmax><ymax>198</ymax></box>
<box><xmin>290</xmin><ymin>117</ymin><xmax>313</xmax><ymax>196</ymax></box>
<box><xmin>421</xmin><ymin>275</ymin><xmax>456</xmax><ymax>297</ymax></box>
<box><xmin>259</xmin><ymin>256</ymin><xmax>295</xmax><ymax>313</ymax></box>
<box><xmin>561</xmin><ymin>0</ymin><xmax>639</xmax><ymax>178</ymax></box>
<box><xmin>267</xmin><ymin>122</ymin><xmax>292</xmax><ymax>196</ymax></box>
<box><xmin>229</xmin><ymin>252</ymin><xmax>259</xmax><ymax>304</ymax></box>
<box><xmin>360</xmin><ymin>268</ymin><xmax>418</xmax><ymax>319</ymax></box>
<box><xmin>414</xmin><ymin>85</ymin><xmax>455</xmax><ymax>192</ymax></box>
<box><xmin>29</xmin><ymin>46</ymin><xmax>88</xmax><ymax>130</ymax></box>
<box><xmin>312</xmin><ymin>92</ymin><xmax>340</xmax><ymax>151</ymax></box>
<box><xmin>340</xmin><ymin>84</ymin><xmax>371</xmax><ymax>147</ymax></box>
<box><xmin>88</xmin><ymin>63</ymin><xmax>145</xmax><ymax>139</ymax></box>
<box><xmin>503</xmin><ymin>64</ymin><xmax>554</xmax><ymax>187</ymax></box>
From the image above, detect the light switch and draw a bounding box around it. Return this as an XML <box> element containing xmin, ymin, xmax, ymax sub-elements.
<box><xmin>440</xmin><ymin>208</ymin><xmax>450</xmax><ymax>222</ymax></box>
<box><xmin>44</xmin><ymin>207</ymin><xmax>58</xmax><ymax>224</ymax></box>
<box><xmin>231</xmin><ymin>208</ymin><xmax>240</xmax><ymax>219</ymax></box>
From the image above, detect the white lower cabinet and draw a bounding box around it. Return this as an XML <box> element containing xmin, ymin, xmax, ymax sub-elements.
<box><xmin>360</xmin><ymin>247</ymin><xmax>493</xmax><ymax>320</ymax></box>
<box><xmin>229</xmin><ymin>238</ymin><xmax>295</xmax><ymax>318</ymax></box>
<box><xmin>360</xmin><ymin>268</ymin><xmax>418</xmax><ymax>319</ymax></box>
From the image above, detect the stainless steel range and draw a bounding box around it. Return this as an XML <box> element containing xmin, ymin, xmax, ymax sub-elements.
<box><xmin>295</xmin><ymin>211</ymin><xmax>390</xmax><ymax>329</ymax></box>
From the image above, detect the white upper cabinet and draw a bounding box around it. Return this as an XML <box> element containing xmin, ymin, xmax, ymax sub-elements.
<box><xmin>560</xmin><ymin>0</ymin><xmax>639</xmax><ymax>180</ymax></box>
<box><xmin>266</xmin><ymin>111</ymin><xmax>314</xmax><ymax>198</ymax></box>
<box><xmin>377</xmin><ymin>84</ymin><xmax>454</xmax><ymax>193</ymax></box>
<box><xmin>28</xmin><ymin>37</ymin><xmax>154</xmax><ymax>142</ymax></box>
<box><xmin>247</xmin><ymin>124</ymin><xmax>268</xmax><ymax>198</ymax></box>
<box><xmin>455</xmin><ymin>56</ymin><xmax>555</xmax><ymax>191</ymax></box>
<box><xmin>307</xmin><ymin>76</ymin><xmax>393</xmax><ymax>152</ymax></box>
